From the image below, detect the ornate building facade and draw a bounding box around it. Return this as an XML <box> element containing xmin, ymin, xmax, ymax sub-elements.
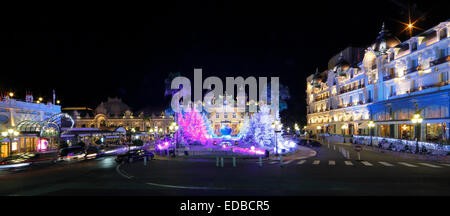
<box><xmin>306</xmin><ymin>20</ymin><xmax>450</xmax><ymax>144</ymax></box>
<box><xmin>63</xmin><ymin>97</ymin><xmax>173</xmax><ymax>134</ymax></box>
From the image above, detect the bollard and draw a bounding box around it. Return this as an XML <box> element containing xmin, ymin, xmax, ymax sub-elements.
<box><xmin>357</xmin><ymin>152</ymin><xmax>361</xmax><ymax>161</ymax></box>
<box><xmin>216</xmin><ymin>157</ymin><xmax>219</xmax><ymax>167</ymax></box>
<box><xmin>259</xmin><ymin>157</ymin><xmax>262</xmax><ymax>167</ymax></box>
<box><xmin>233</xmin><ymin>157</ymin><xmax>236</xmax><ymax>167</ymax></box>
<box><xmin>333</xmin><ymin>145</ymin><xmax>336</xmax><ymax>150</ymax></box>
<box><xmin>221</xmin><ymin>157</ymin><xmax>224</xmax><ymax>167</ymax></box>
<box><xmin>347</xmin><ymin>151</ymin><xmax>350</xmax><ymax>159</ymax></box>
<box><xmin>328</xmin><ymin>143</ymin><xmax>330</xmax><ymax>148</ymax></box>
<box><xmin>280</xmin><ymin>155</ymin><xmax>283</xmax><ymax>166</ymax></box>
<box><xmin>144</xmin><ymin>156</ymin><xmax>147</xmax><ymax>166</ymax></box>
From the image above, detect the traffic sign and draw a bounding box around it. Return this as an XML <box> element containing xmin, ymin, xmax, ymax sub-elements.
<box><xmin>354</xmin><ymin>145</ymin><xmax>362</xmax><ymax>152</ymax></box>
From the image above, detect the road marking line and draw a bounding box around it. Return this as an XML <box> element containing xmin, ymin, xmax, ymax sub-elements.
<box><xmin>442</xmin><ymin>164</ymin><xmax>450</xmax><ymax>167</ymax></box>
<box><xmin>378</xmin><ymin>161</ymin><xmax>394</xmax><ymax>167</ymax></box>
<box><xmin>297</xmin><ymin>160</ymin><xmax>306</xmax><ymax>165</ymax></box>
<box><xmin>146</xmin><ymin>182</ymin><xmax>226</xmax><ymax>190</ymax></box>
<box><xmin>418</xmin><ymin>163</ymin><xmax>442</xmax><ymax>168</ymax></box>
<box><xmin>361</xmin><ymin>161</ymin><xmax>373</xmax><ymax>166</ymax></box>
<box><xmin>398</xmin><ymin>162</ymin><xmax>418</xmax><ymax>167</ymax></box>
<box><xmin>269</xmin><ymin>161</ymin><xmax>278</xmax><ymax>164</ymax></box>
<box><xmin>344</xmin><ymin>161</ymin><xmax>353</xmax><ymax>166</ymax></box>
<box><xmin>312</xmin><ymin>160</ymin><xmax>320</xmax><ymax>165</ymax></box>
<box><xmin>329</xmin><ymin>160</ymin><xmax>335</xmax><ymax>165</ymax></box>
<box><xmin>283</xmin><ymin>160</ymin><xmax>294</xmax><ymax>165</ymax></box>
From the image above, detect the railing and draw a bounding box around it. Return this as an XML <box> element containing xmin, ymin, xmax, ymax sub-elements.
<box><xmin>405</xmin><ymin>66</ymin><xmax>419</xmax><ymax>74</ymax></box>
<box><xmin>383</xmin><ymin>75</ymin><xmax>395</xmax><ymax>81</ymax></box>
<box><xmin>430</xmin><ymin>55</ymin><xmax>450</xmax><ymax>67</ymax></box>
<box><xmin>339</xmin><ymin>84</ymin><xmax>365</xmax><ymax>94</ymax></box>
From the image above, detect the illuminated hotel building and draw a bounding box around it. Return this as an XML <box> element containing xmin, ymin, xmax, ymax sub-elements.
<box><xmin>0</xmin><ymin>95</ymin><xmax>61</xmax><ymax>157</ymax></box>
<box><xmin>306</xmin><ymin>20</ymin><xmax>450</xmax><ymax>144</ymax></box>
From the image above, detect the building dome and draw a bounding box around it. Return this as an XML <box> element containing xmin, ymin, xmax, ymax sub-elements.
<box><xmin>372</xmin><ymin>22</ymin><xmax>401</xmax><ymax>56</ymax></box>
<box><xmin>95</xmin><ymin>97</ymin><xmax>131</xmax><ymax>117</ymax></box>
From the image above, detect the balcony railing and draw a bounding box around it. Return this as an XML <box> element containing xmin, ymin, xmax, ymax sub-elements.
<box><xmin>339</xmin><ymin>84</ymin><xmax>365</xmax><ymax>94</ymax></box>
<box><xmin>383</xmin><ymin>75</ymin><xmax>395</xmax><ymax>81</ymax></box>
<box><xmin>430</xmin><ymin>55</ymin><xmax>450</xmax><ymax>67</ymax></box>
<box><xmin>405</xmin><ymin>66</ymin><xmax>420</xmax><ymax>74</ymax></box>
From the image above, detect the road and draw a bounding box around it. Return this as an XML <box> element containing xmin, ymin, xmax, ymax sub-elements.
<box><xmin>1</xmin><ymin>142</ymin><xmax>450</xmax><ymax>196</ymax></box>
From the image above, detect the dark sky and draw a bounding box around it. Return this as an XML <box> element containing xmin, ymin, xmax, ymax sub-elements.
<box><xmin>1</xmin><ymin>1</ymin><xmax>448</xmax><ymax>125</ymax></box>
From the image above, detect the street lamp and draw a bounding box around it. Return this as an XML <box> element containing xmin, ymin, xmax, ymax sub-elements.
<box><xmin>272</xmin><ymin>120</ymin><xmax>282</xmax><ymax>156</ymax></box>
<box><xmin>368</xmin><ymin>121</ymin><xmax>375</xmax><ymax>146</ymax></box>
<box><xmin>294</xmin><ymin>123</ymin><xmax>300</xmax><ymax>135</ymax></box>
<box><xmin>8</xmin><ymin>92</ymin><xmax>14</xmax><ymax>98</ymax></box>
<box><xmin>341</xmin><ymin>124</ymin><xmax>348</xmax><ymax>143</ymax></box>
<box><xmin>411</xmin><ymin>113</ymin><xmax>423</xmax><ymax>153</ymax></box>
<box><xmin>1</xmin><ymin>128</ymin><xmax>20</xmax><ymax>156</ymax></box>
<box><xmin>169</xmin><ymin>122</ymin><xmax>179</xmax><ymax>148</ymax></box>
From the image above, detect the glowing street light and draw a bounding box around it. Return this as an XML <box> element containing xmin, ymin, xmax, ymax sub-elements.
<box><xmin>9</xmin><ymin>92</ymin><xmax>14</xmax><ymax>98</ymax></box>
<box><xmin>169</xmin><ymin>121</ymin><xmax>180</xmax><ymax>148</ymax></box>
<box><xmin>368</xmin><ymin>121</ymin><xmax>375</xmax><ymax>146</ymax></box>
<box><xmin>272</xmin><ymin>120</ymin><xmax>282</xmax><ymax>156</ymax></box>
<box><xmin>1</xmin><ymin>128</ymin><xmax>20</xmax><ymax>156</ymax></box>
<box><xmin>411</xmin><ymin>112</ymin><xmax>423</xmax><ymax>153</ymax></box>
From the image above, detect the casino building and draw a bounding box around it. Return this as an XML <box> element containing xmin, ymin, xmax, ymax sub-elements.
<box><xmin>306</xmin><ymin>20</ymin><xmax>450</xmax><ymax>145</ymax></box>
<box><xmin>63</xmin><ymin>97</ymin><xmax>173</xmax><ymax>134</ymax></box>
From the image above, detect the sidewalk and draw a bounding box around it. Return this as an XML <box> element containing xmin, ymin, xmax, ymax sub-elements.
<box><xmin>330</xmin><ymin>140</ymin><xmax>450</xmax><ymax>163</ymax></box>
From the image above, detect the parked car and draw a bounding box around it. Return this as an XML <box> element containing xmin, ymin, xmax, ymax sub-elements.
<box><xmin>115</xmin><ymin>149</ymin><xmax>154</xmax><ymax>163</ymax></box>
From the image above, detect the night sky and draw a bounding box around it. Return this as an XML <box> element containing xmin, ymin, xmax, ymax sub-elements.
<box><xmin>1</xmin><ymin>1</ymin><xmax>448</xmax><ymax>125</ymax></box>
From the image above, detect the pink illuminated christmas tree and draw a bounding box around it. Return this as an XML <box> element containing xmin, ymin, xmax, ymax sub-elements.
<box><xmin>178</xmin><ymin>107</ymin><xmax>210</xmax><ymax>144</ymax></box>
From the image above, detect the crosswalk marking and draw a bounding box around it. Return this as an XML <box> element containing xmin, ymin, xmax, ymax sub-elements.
<box><xmin>329</xmin><ymin>160</ymin><xmax>335</xmax><ymax>165</ymax></box>
<box><xmin>398</xmin><ymin>162</ymin><xmax>417</xmax><ymax>167</ymax></box>
<box><xmin>312</xmin><ymin>160</ymin><xmax>320</xmax><ymax>165</ymax></box>
<box><xmin>418</xmin><ymin>163</ymin><xmax>442</xmax><ymax>168</ymax></box>
<box><xmin>361</xmin><ymin>161</ymin><xmax>373</xmax><ymax>166</ymax></box>
<box><xmin>297</xmin><ymin>160</ymin><xmax>306</xmax><ymax>165</ymax></box>
<box><xmin>344</xmin><ymin>161</ymin><xmax>353</xmax><ymax>166</ymax></box>
<box><xmin>379</xmin><ymin>161</ymin><xmax>394</xmax><ymax>167</ymax></box>
<box><xmin>283</xmin><ymin>160</ymin><xmax>294</xmax><ymax>165</ymax></box>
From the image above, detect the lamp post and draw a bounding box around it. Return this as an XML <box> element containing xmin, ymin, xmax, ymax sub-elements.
<box><xmin>368</xmin><ymin>121</ymin><xmax>375</xmax><ymax>146</ymax></box>
<box><xmin>411</xmin><ymin>113</ymin><xmax>423</xmax><ymax>154</ymax></box>
<box><xmin>169</xmin><ymin>122</ymin><xmax>179</xmax><ymax>148</ymax></box>
<box><xmin>341</xmin><ymin>124</ymin><xmax>348</xmax><ymax>143</ymax></box>
<box><xmin>294</xmin><ymin>123</ymin><xmax>300</xmax><ymax>136</ymax></box>
<box><xmin>272</xmin><ymin>120</ymin><xmax>282</xmax><ymax>156</ymax></box>
<box><xmin>1</xmin><ymin>128</ymin><xmax>20</xmax><ymax>157</ymax></box>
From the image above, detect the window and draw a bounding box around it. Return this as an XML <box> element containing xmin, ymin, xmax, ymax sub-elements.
<box><xmin>232</xmin><ymin>113</ymin><xmax>236</xmax><ymax>118</ymax></box>
<box><xmin>359</xmin><ymin>93</ymin><xmax>363</xmax><ymax>103</ymax></box>
<box><xmin>411</xmin><ymin>59</ymin><xmax>418</xmax><ymax>68</ymax></box>
<box><xmin>216</xmin><ymin>113</ymin><xmax>219</xmax><ymax>118</ymax></box>
<box><xmin>411</xmin><ymin>42</ymin><xmax>417</xmax><ymax>51</ymax></box>
<box><xmin>390</xmin><ymin>86</ymin><xmax>396</xmax><ymax>97</ymax></box>
<box><xmin>439</xmin><ymin>48</ymin><xmax>448</xmax><ymax>58</ymax></box>
<box><xmin>224</xmin><ymin>113</ymin><xmax>228</xmax><ymax>118</ymax></box>
<box><xmin>439</xmin><ymin>28</ymin><xmax>447</xmax><ymax>40</ymax></box>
